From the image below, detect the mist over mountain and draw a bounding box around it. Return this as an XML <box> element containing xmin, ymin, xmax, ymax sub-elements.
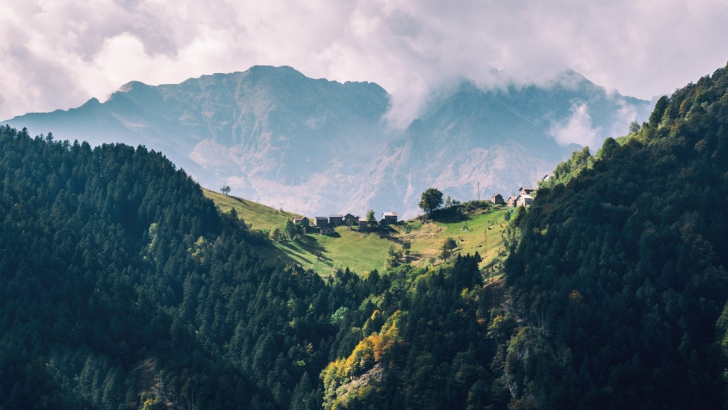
<box><xmin>3</xmin><ymin>66</ymin><xmax>650</xmax><ymax>217</ymax></box>
<box><xmin>346</xmin><ymin>72</ymin><xmax>652</xmax><ymax>216</ymax></box>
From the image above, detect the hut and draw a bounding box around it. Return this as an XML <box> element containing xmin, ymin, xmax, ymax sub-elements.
<box><xmin>517</xmin><ymin>195</ymin><xmax>533</xmax><ymax>207</ymax></box>
<box><xmin>491</xmin><ymin>194</ymin><xmax>504</xmax><ymax>205</ymax></box>
<box><xmin>380</xmin><ymin>212</ymin><xmax>398</xmax><ymax>225</ymax></box>
<box><xmin>519</xmin><ymin>187</ymin><xmax>536</xmax><ymax>196</ymax></box>
<box><xmin>329</xmin><ymin>214</ymin><xmax>344</xmax><ymax>226</ymax></box>
<box><xmin>343</xmin><ymin>213</ymin><xmax>358</xmax><ymax>226</ymax></box>
<box><xmin>359</xmin><ymin>218</ymin><xmax>370</xmax><ymax>231</ymax></box>
<box><xmin>293</xmin><ymin>217</ymin><xmax>309</xmax><ymax>227</ymax></box>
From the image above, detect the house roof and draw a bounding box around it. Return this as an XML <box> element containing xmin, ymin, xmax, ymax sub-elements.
<box><xmin>382</xmin><ymin>212</ymin><xmax>397</xmax><ymax>217</ymax></box>
<box><xmin>329</xmin><ymin>214</ymin><xmax>343</xmax><ymax>218</ymax></box>
<box><xmin>492</xmin><ymin>193</ymin><xmax>503</xmax><ymax>198</ymax></box>
<box><xmin>293</xmin><ymin>217</ymin><xmax>306</xmax><ymax>221</ymax></box>
<box><xmin>315</xmin><ymin>216</ymin><xmax>328</xmax><ymax>220</ymax></box>
<box><xmin>519</xmin><ymin>187</ymin><xmax>535</xmax><ymax>191</ymax></box>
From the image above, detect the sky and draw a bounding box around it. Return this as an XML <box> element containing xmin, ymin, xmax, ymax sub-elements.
<box><xmin>1</xmin><ymin>0</ymin><xmax>728</xmax><ymax>127</ymax></box>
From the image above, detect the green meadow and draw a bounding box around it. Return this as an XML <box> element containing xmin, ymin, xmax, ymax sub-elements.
<box><xmin>202</xmin><ymin>188</ymin><xmax>301</xmax><ymax>230</ymax></box>
<box><xmin>204</xmin><ymin>188</ymin><xmax>509</xmax><ymax>275</ymax></box>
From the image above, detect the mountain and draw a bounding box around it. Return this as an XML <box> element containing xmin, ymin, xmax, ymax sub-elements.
<box><xmin>346</xmin><ymin>72</ymin><xmax>651</xmax><ymax>216</ymax></box>
<box><xmin>3</xmin><ymin>66</ymin><xmax>391</xmax><ymax>213</ymax></box>
<box><xmin>3</xmin><ymin>66</ymin><xmax>650</xmax><ymax>217</ymax></box>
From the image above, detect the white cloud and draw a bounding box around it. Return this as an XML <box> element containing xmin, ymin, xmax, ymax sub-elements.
<box><xmin>608</xmin><ymin>100</ymin><xmax>642</xmax><ymax>139</ymax></box>
<box><xmin>1</xmin><ymin>0</ymin><xmax>728</xmax><ymax>125</ymax></box>
<box><xmin>549</xmin><ymin>103</ymin><xmax>600</xmax><ymax>148</ymax></box>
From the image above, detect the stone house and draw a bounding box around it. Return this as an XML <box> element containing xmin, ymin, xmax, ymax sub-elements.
<box><xmin>293</xmin><ymin>217</ymin><xmax>309</xmax><ymax>227</ymax></box>
<box><xmin>314</xmin><ymin>216</ymin><xmax>329</xmax><ymax>227</ymax></box>
<box><xmin>320</xmin><ymin>226</ymin><xmax>335</xmax><ymax>235</ymax></box>
<box><xmin>519</xmin><ymin>187</ymin><xmax>536</xmax><ymax>196</ymax></box>
<box><xmin>329</xmin><ymin>214</ymin><xmax>344</xmax><ymax>226</ymax></box>
<box><xmin>491</xmin><ymin>194</ymin><xmax>504</xmax><ymax>205</ymax></box>
<box><xmin>517</xmin><ymin>195</ymin><xmax>533</xmax><ymax>207</ymax></box>
<box><xmin>359</xmin><ymin>218</ymin><xmax>370</xmax><ymax>231</ymax></box>
<box><xmin>343</xmin><ymin>214</ymin><xmax>358</xmax><ymax>226</ymax></box>
<box><xmin>507</xmin><ymin>196</ymin><xmax>519</xmax><ymax>207</ymax></box>
<box><xmin>380</xmin><ymin>212</ymin><xmax>398</xmax><ymax>226</ymax></box>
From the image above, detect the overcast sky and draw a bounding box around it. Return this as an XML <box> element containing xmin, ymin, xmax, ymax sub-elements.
<box><xmin>1</xmin><ymin>0</ymin><xmax>728</xmax><ymax>126</ymax></box>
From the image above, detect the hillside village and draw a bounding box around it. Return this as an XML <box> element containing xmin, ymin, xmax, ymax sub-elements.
<box><xmin>202</xmin><ymin>177</ymin><xmax>545</xmax><ymax>274</ymax></box>
<box><xmin>491</xmin><ymin>174</ymin><xmax>552</xmax><ymax>209</ymax></box>
<box><xmin>204</xmin><ymin>177</ymin><xmax>548</xmax><ymax>274</ymax></box>
<box><xmin>293</xmin><ymin>211</ymin><xmax>398</xmax><ymax>235</ymax></box>
<box><xmin>293</xmin><ymin>176</ymin><xmax>550</xmax><ymax>236</ymax></box>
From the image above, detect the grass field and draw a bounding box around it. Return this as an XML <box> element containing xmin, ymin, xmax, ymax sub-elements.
<box><xmin>203</xmin><ymin>187</ymin><xmax>510</xmax><ymax>275</ymax></box>
<box><xmin>401</xmin><ymin>209</ymin><xmax>509</xmax><ymax>267</ymax></box>
<box><xmin>202</xmin><ymin>188</ymin><xmax>301</xmax><ymax>231</ymax></box>
<box><xmin>272</xmin><ymin>227</ymin><xmax>396</xmax><ymax>275</ymax></box>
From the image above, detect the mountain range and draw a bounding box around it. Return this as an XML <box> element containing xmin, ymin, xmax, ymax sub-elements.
<box><xmin>3</xmin><ymin>66</ymin><xmax>652</xmax><ymax>218</ymax></box>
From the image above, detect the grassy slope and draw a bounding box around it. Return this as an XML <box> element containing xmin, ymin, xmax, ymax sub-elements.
<box><xmin>202</xmin><ymin>188</ymin><xmax>301</xmax><ymax>230</ymax></box>
<box><xmin>274</xmin><ymin>227</ymin><xmax>397</xmax><ymax>275</ymax></box>
<box><xmin>204</xmin><ymin>187</ymin><xmax>508</xmax><ymax>275</ymax></box>
<box><xmin>404</xmin><ymin>209</ymin><xmax>508</xmax><ymax>267</ymax></box>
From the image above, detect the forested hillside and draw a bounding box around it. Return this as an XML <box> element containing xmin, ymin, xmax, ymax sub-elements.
<box><xmin>0</xmin><ymin>126</ymin><xmax>506</xmax><ymax>409</ymax></box>
<box><xmin>502</xmin><ymin>63</ymin><xmax>728</xmax><ymax>408</ymax></box>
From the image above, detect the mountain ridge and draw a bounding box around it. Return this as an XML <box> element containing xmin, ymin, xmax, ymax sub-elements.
<box><xmin>3</xmin><ymin>65</ymin><xmax>651</xmax><ymax>218</ymax></box>
<box><xmin>345</xmin><ymin>73</ymin><xmax>651</xmax><ymax>216</ymax></box>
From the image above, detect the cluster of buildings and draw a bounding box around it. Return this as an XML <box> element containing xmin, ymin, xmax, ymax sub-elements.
<box><xmin>491</xmin><ymin>188</ymin><xmax>534</xmax><ymax>207</ymax></box>
<box><xmin>491</xmin><ymin>175</ymin><xmax>552</xmax><ymax>208</ymax></box>
<box><xmin>293</xmin><ymin>212</ymin><xmax>398</xmax><ymax>235</ymax></box>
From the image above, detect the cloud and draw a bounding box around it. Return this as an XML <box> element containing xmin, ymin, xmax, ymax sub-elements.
<box><xmin>1</xmin><ymin>0</ymin><xmax>728</xmax><ymax>126</ymax></box>
<box><xmin>549</xmin><ymin>103</ymin><xmax>600</xmax><ymax>148</ymax></box>
<box><xmin>607</xmin><ymin>100</ymin><xmax>643</xmax><ymax>139</ymax></box>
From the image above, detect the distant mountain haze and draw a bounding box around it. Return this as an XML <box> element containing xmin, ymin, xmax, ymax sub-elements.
<box><xmin>3</xmin><ymin>65</ymin><xmax>651</xmax><ymax>218</ymax></box>
<box><xmin>347</xmin><ymin>73</ymin><xmax>652</xmax><ymax>216</ymax></box>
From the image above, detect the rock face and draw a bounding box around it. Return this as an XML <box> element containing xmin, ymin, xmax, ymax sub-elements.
<box><xmin>3</xmin><ymin>66</ymin><xmax>650</xmax><ymax>218</ymax></box>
